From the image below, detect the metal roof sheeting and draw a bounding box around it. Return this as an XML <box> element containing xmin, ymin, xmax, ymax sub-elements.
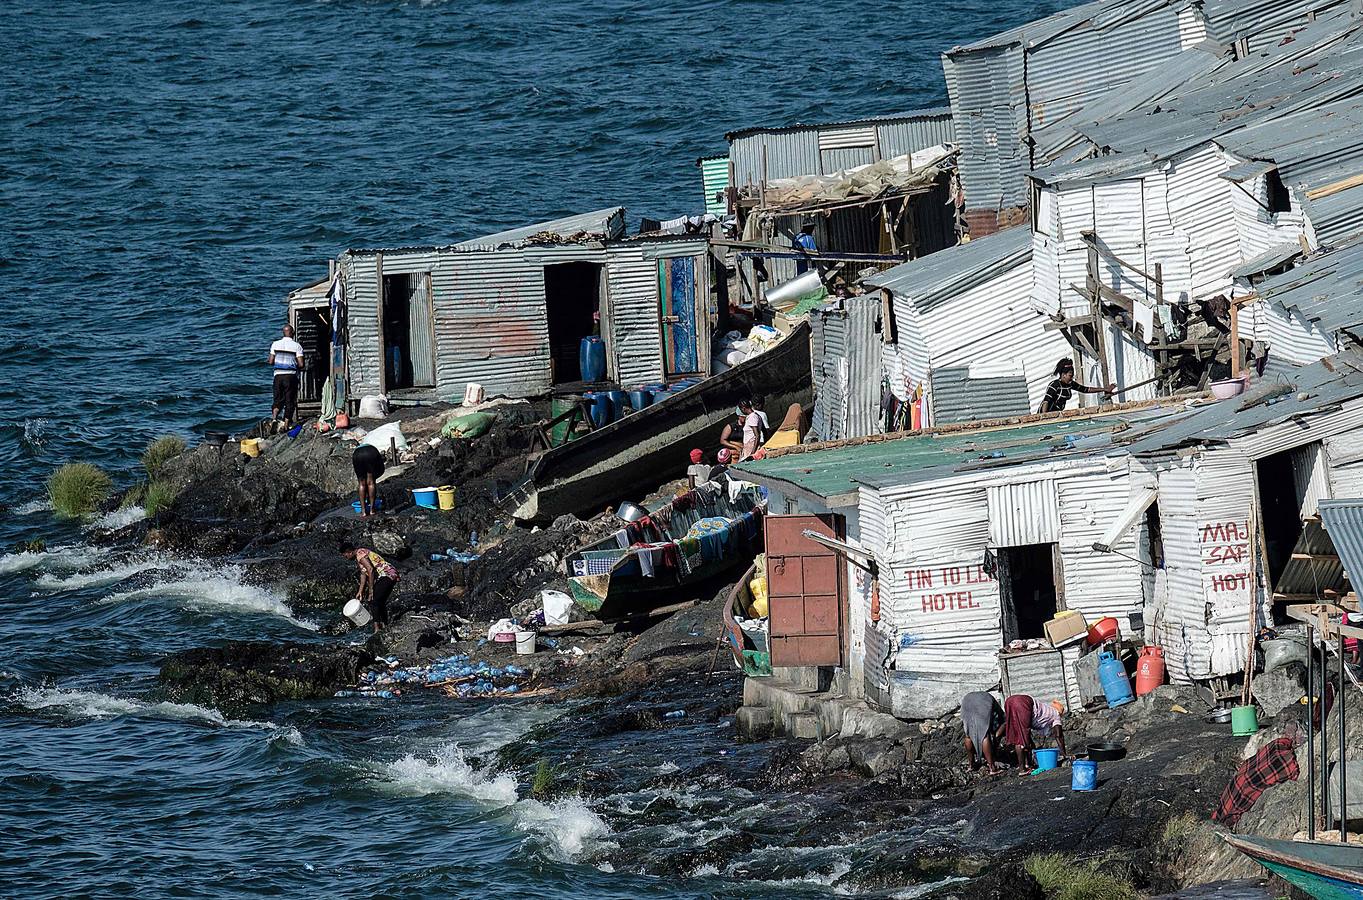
<box><xmin>929</xmin><ymin>366</ymin><xmax>1031</xmax><ymax>424</ymax></box>
<box><xmin>865</xmin><ymin>227</ymin><xmax>1031</xmax><ymax>308</ymax></box>
<box><xmin>728</xmin><ymin>109</ymin><xmax>954</xmax><ymax>190</ymax></box>
<box><xmin>1320</xmin><ymin>497</ymin><xmax>1363</xmax><ymax>588</ymax></box>
<box><xmin>1253</xmin><ymin>235</ymin><xmax>1363</xmax><ymax>336</ymax></box>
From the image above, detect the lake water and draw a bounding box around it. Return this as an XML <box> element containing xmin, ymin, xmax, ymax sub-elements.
<box><xmin>0</xmin><ymin>1</ymin><xmax>1080</xmax><ymax>896</ymax></box>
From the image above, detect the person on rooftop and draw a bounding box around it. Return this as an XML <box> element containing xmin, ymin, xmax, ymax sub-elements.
<box><xmin>1038</xmin><ymin>357</ymin><xmax>1115</xmax><ymax>413</ymax></box>
<box><xmin>794</xmin><ymin>221</ymin><xmax>818</xmax><ymax>275</ymax></box>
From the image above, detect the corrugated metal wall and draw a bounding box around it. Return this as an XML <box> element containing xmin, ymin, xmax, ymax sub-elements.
<box><xmin>987</xmin><ymin>480</ymin><xmax>1060</xmax><ymax>546</ymax></box>
<box><xmin>944</xmin><ymin>46</ymin><xmax>1026</xmax><ymax>212</ymax></box>
<box><xmin>809</xmin><ymin>295</ymin><xmax>882</xmax><ymax>441</ymax></box>
<box><xmin>729</xmin><ymin>112</ymin><xmax>955</xmax><ymax>189</ymax></box>
<box><xmin>920</xmin><ymin>251</ymin><xmax>1070</xmax><ymax>412</ymax></box>
<box><xmin>930</xmin><ymin>366</ymin><xmax>1031</xmax><ymax>423</ymax></box>
<box><xmin>699</xmin><ymin>156</ymin><xmax>729</xmax><ymax>216</ymax></box>
<box><xmin>1241</xmin><ymin>299</ymin><xmax>1337</xmax><ymax>366</ymax></box>
<box><xmin>1230</xmin><ymin>171</ymin><xmax>1308</xmax><ymax>260</ymax></box>
<box><xmin>1148</xmin><ymin>458</ymin><xmax>1207</xmax><ymax>683</ymax></box>
<box><xmin>1165</xmin><ymin>144</ymin><xmax>1241</xmax><ymax>303</ymax></box>
<box><xmin>443</xmin><ymin>249</ymin><xmax>555</xmax><ymax>397</ymax></box>
<box><xmin>1056</xmin><ymin>467</ymin><xmax>1148</xmax><ymax>623</ymax></box>
<box><xmin>605</xmin><ymin>245</ymin><xmax>666</xmax><ymax>387</ymax></box>
<box><xmin>341</xmin><ymin>253</ymin><xmax>381</xmax><ymax>397</ymax></box>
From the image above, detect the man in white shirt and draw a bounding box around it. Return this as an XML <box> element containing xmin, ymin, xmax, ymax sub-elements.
<box><xmin>268</xmin><ymin>324</ymin><xmax>305</xmax><ymax>426</ymax></box>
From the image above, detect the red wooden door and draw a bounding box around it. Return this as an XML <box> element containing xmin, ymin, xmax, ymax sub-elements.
<box><xmin>765</xmin><ymin>514</ymin><xmax>844</xmax><ymax>667</ymax></box>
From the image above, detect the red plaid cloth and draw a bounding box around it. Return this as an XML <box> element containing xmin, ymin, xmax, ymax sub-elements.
<box><xmin>1214</xmin><ymin>737</ymin><xmax>1299</xmax><ymax>826</ymax></box>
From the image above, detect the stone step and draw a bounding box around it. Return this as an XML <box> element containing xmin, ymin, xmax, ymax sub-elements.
<box><xmin>734</xmin><ymin>706</ymin><xmax>774</xmax><ymax>743</ymax></box>
<box><xmin>783</xmin><ymin>711</ymin><xmax>821</xmax><ymax>741</ymax></box>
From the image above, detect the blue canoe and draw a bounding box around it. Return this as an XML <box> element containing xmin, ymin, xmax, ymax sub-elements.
<box><xmin>1225</xmin><ymin>834</ymin><xmax>1363</xmax><ymax>899</ymax></box>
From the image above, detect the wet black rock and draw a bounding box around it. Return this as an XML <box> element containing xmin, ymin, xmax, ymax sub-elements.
<box><xmin>159</xmin><ymin>640</ymin><xmax>370</xmax><ymax>717</ymax></box>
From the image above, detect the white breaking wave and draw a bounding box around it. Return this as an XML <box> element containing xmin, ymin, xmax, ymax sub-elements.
<box><xmin>90</xmin><ymin>506</ymin><xmax>146</xmax><ymax>530</ymax></box>
<box><xmin>0</xmin><ymin>544</ymin><xmax>108</xmax><ymax>576</ymax></box>
<box><xmin>35</xmin><ymin>554</ymin><xmax>175</xmax><ymax>592</ymax></box>
<box><xmin>13</xmin><ymin>498</ymin><xmax>52</xmax><ymax>516</ymax></box>
<box><xmin>374</xmin><ymin>742</ymin><xmax>612</xmax><ymax>862</ymax></box>
<box><xmin>16</xmin><ymin>686</ymin><xmax>302</xmax><ymax>743</ymax></box>
<box><xmin>379</xmin><ymin>743</ymin><xmax>519</xmax><ymax>805</ymax></box>
<box><xmin>102</xmin><ymin>563</ymin><xmax>317</xmax><ymax>630</ymax></box>
<box><xmin>513</xmin><ymin>795</ymin><xmax>614</xmax><ymax>862</ymax></box>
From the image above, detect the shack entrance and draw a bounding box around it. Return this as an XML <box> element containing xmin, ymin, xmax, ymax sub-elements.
<box><xmin>659</xmin><ymin>256</ymin><xmax>701</xmax><ymax>377</ymax></box>
<box><xmin>1254</xmin><ymin>442</ymin><xmax>1342</xmax><ymax>621</ymax></box>
<box><xmin>765</xmin><ymin>513</ymin><xmax>845</xmax><ymax>668</ymax></box>
<box><xmin>998</xmin><ymin>543</ymin><xmax>1060</xmax><ymax>643</ymax></box>
<box><xmin>291</xmin><ymin>304</ymin><xmax>332</xmax><ymax>407</ymax></box>
<box><xmin>380</xmin><ymin>272</ymin><xmax>436</xmax><ymax>391</ymax></box>
<box><xmin>544</xmin><ymin>262</ymin><xmax>603</xmax><ymax>385</ymax></box>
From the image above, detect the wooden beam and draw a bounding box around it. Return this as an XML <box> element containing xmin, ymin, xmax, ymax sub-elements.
<box><xmin>1307</xmin><ymin>172</ymin><xmax>1363</xmax><ymax>201</ymax></box>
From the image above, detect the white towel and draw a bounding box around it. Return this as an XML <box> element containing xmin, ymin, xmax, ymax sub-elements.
<box><xmin>1134</xmin><ymin>301</ymin><xmax>1156</xmax><ymax>344</ymax></box>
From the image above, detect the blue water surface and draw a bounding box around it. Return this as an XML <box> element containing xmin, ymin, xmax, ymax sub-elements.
<box><xmin>0</xmin><ymin>1</ymin><xmax>1071</xmax><ymax>896</ymax></box>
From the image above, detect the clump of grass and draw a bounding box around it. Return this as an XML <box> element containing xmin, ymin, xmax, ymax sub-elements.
<box><xmin>47</xmin><ymin>463</ymin><xmax>113</xmax><ymax>519</ymax></box>
<box><xmin>1158</xmin><ymin>813</ymin><xmax>1199</xmax><ymax>847</ymax></box>
<box><xmin>1024</xmin><ymin>853</ymin><xmax>1136</xmax><ymax>900</ymax></box>
<box><xmin>531</xmin><ymin>759</ymin><xmax>556</xmax><ymax>798</ymax></box>
<box><xmin>141</xmin><ymin>435</ymin><xmax>186</xmax><ymax>481</ymax></box>
<box><xmin>120</xmin><ymin>481</ymin><xmax>148</xmax><ymax>509</ymax></box>
<box><xmin>144</xmin><ymin>480</ymin><xmax>180</xmax><ymax>517</ymax></box>
<box><xmin>11</xmin><ymin>538</ymin><xmax>45</xmax><ymax>554</ymax></box>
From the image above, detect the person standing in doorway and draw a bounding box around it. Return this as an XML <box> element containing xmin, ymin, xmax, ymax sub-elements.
<box><xmin>268</xmin><ymin>324</ymin><xmax>304</xmax><ymax>427</ymax></box>
<box><xmin>340</xmin><ymin>540</ymin><xmax>399</xmax><ymax>634</ymax></box>
<box><xmin>794</xmin><ymin>221</ymin><xmax>818</xmax><ymax>275</ymax></box>
<box><xmin>1038</xmin><ymin>357</ymin><xmax>1114</xmax><ymax>414</ymax></box>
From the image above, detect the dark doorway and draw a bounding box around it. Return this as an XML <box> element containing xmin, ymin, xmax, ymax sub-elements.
<box><xmin>292</xmin><ymin>306</ymin><xmax>333</xmax><ymax>405</ymax></box>
<box><xmin>381</xmin><ymin>272</ymin><xmax>436</xmax><ymax>391</ymax></box>
<box><xmin>544</xmin><ymin>262</ymin><xmax>603</xmax><ymax>384</ymax></box>
<box><xmin>998</xmin><ymin>544</ymin><xmax>1060</xmax><ymax>643</ymax></box>
<box><xmin>1256</xmin><ymin>448</ymin><xmax>1305</xmax><ymax>588</ymax></box>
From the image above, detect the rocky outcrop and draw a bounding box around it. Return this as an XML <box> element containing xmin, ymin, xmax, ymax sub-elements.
<box><xmin>159</xmin><ymin>641</ymin><xmax>371</xmax><ymax>717</ymax></box>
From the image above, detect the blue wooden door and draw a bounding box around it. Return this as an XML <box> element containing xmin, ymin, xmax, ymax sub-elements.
<box><xmin>660</xmin><ymin>256</ymin><xmax>699</xmax><ymax>376</ymax></box>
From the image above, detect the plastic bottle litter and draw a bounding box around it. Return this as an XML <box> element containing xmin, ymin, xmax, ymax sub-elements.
<box><xmin>430</xmin><ymin>553</ymin><xmax>448</xmax><ymax>562</ymax></box>
<box><xmin>664</xmin><ymin>710</ymin><xmax>686</xmax><ymax>719</ymax></box>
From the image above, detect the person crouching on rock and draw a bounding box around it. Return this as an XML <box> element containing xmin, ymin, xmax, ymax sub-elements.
<box><xmin>352</xmin><ymin>444</ymin><xmax>385</xmax><ymax>518</ymax></box>
<box><xmin>1000</xmin><ymin>694</ymin><xmax>1066</xmax><ymax>774</ymax></box>
<box><xmin>961</xmin><ymin>691</ymin><xmax>1004</xmax><ymax>775</ymax></box>
<box><xmin>340</xmin><ymin>540</ymin><xmax>399</xmax><ymax>633</ymax></box>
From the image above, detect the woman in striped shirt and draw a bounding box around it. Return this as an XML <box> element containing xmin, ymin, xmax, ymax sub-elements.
<box><xmin>340</xmin><ymin>541</ymin><xmax>399</xmax><ymax>633</ymax></box>
<box><xmin>1039</xmin><ymin>357</ymin><xmax>1115</xmax><ymax>413</ymax></box>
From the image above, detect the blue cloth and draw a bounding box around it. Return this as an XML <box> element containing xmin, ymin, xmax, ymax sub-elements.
<box><xmin>698</xmin><ymin>530</ymin><xmax>725</xmax><ymax>562</ymax></box>
<box><xmin>794</xmin><ymin>233</ymin><xmax>817</xmax><ymax>252</ymax></box>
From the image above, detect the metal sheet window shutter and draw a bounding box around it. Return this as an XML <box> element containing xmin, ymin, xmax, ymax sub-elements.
<box><xmin>988</xmin><ymin>480</ymin><xmax>1060</xmax><ymax>547</ymax></box>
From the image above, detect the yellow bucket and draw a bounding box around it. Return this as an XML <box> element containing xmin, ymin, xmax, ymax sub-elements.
<box><xmin>437</xmin><ymin>485</ymin><xmax>456</xmax><ymax>510</ymax></box>
<box><xmin>240</xmin><ymin>438</ymin><xmax>261</xmax><ymax>458</ymax></box>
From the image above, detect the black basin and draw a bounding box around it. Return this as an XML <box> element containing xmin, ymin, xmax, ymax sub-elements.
<box><xmin>1087</xmin><ymin>741</ymin><xmax>1127</xmax><ymax>762</ymax></box>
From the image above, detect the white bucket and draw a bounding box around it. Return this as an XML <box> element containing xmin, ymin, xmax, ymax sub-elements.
<box><xmin>463</xmin><ymin>383</ymin><xmax>485</xmax><ymax>406</ymax></box>
<box><xmin>343</xmin><ymin>598</ymin><xmax>372</xmax><ymax>627</ymax></box>
<box><xmin>515</xmin><ymin>631</ymin><xmax>537</xmax><ymax>655</ymax></box>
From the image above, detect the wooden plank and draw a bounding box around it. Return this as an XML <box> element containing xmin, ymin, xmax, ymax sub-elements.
<box><xmin>1292</xmin><ymin>552</ymin><xmax>1340</xmax><ymax>561</ymax></box>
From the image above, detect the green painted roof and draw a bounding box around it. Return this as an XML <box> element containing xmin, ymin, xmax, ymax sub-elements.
<box><xmin>734</xmin><ymin>415</ymin><xmax>1140</xmax><ymax>505</ymax></box>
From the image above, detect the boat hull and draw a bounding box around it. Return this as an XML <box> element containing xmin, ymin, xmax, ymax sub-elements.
<box><xmin>1225</xmin><ymin>834</ymin><xmax>1363</xmax><ymax>899</ymax></box>
<box><xmin>510</xmin><ymin>322</ymin><xmax>812</xmax><ymax>522</ymax></box>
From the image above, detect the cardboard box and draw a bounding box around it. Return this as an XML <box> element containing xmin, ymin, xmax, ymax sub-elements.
<box><xmin>1044</xmin><ymin>610</ymin><xmax>1088</xmax><ymax>647</ymax></box>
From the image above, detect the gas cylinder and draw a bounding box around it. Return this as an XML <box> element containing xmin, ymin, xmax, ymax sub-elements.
<box><xmin>1097</xmin><ymin>650</ymin><xmax>1134</xmax><ymax>708</ymax></box>
<box><xmin>1135</xmin><ymin>646</ymin><xmax>1166</xmax><ymax>696</ymax></box>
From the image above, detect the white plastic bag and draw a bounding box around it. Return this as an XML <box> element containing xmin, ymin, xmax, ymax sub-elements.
<box><xmin>360</xmin><ymin>422</ymin><xmax>409</xmax><ymax>453</ymax></box>
<box><xmin>541</xmin><ymin>590</ymin><xmax>573</xmax><ymax>626</ymax></box>
<box><xmin>487</xmin><ymin>618</ymin><xmax>516</xmax><ymax>641</ymax></box>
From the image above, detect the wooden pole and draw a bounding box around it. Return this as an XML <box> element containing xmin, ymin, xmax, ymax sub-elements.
<box><xmin>1087</xmin><ymin>242</ymin><xmax>1111</xmax><ymax>391</ymax></box>
<box><xmin>1243</xmin><ymin>503</ymin><xmax>1261</xmax><ymax>706</ymax></box>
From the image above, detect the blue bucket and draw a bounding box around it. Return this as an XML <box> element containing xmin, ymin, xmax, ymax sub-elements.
<box><xmin>1035</xmin><ymin>748</ymin><xmax>1059</xmax><ymax>771</ymax></box>
<box><xmin>412</xmin><ymin>487</ymin><xmax>439</xmax><ymax>509</ymax></box>
<box><xmin>1072</xmin><ymin>758</ymin><xmax>1097</xmax><ymax>791</ymax></box>
<box><xmin>585</xmin><ymin>392</ymin><xmax>611</xmax><ymax>427</ymax></box>
<box><xmin>628</xmin><ymin>390</ymin><xmax>651</xmax><ymax>411</ymax></box>
<box><xmin>351</xmin><ymin>498</ymin><xmax>384</xmax><ymax>515</ymax></box>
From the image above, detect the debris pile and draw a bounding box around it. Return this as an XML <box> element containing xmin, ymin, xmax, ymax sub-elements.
<box><xmin>337</xmin><ymin>654</ymin><xmax>532</xmax><ymax>699</ymax></box>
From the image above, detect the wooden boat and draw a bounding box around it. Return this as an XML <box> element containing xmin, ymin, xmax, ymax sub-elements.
<box><xmin>564</xmin><ymin>481</ymin><xmax>765</xmax><ymax>620</ymax></box>
<box><xmin>506</xmin><ymin>321</ymin><xmax>811</xmax><ymax>522</ymax></box>
<box><xmin>1224</xmin><ymin>834</ymin><xmax>1363</xmax><ymax>898</ymax></box>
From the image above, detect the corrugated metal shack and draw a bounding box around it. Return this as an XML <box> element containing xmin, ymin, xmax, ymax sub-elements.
<box><xmin>808</xmin><ymin>294</ymin><xmax>884</xmax><ymax>442</ymax></box>
<box><xmin>942</xmin><ymin>0</ymin><xmax>1344</xmax><ymax>235</ymax></box>
<box><xmin>1118</xmin><ymin>358</ymin><xmax>1363</xmax><ymax>682</ymax></box>
<box><xmin>1238</xmin><ymin>237</ymin><xmax>1363</xmax><ymax>369</ymax></box>
<box><xmin>1024</xmin><ymin>7</ymin><xmax>1363</xmax><ymax>399</ymax></box>
<box><xmin>727</xmin><ymin>109</ymin><xmax>955</xmax><ymax>191</ymax></box>
<box><xmin>734</xmin><ymin>405</ymin><xmax>1176</xmax><ymax>718</ymax></box>
<box><xmin>333</xmin><ymin>209</ymin><xmax>715</xmax><ymax>402</ymax></box>
<box><xmin>725</xmin><ymin>111</ymin><xmax>960</xmax><ymax>294</ymax></box>
<box><xmin>864</xmin><ymin>228</ymin><xmax>1072</xmax><ymax>425</ymax></box>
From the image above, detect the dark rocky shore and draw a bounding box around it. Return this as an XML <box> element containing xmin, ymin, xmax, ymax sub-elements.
<box><xmin>92</xmin><ymin>411</ymin><xmax>1326</xmax><ymax>897</ymax></box>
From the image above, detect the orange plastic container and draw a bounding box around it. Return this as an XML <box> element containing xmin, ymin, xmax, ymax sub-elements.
<box><xmin>1086</xmin><ymin>616</ymin><xmax>1121</xmax><ymax>646</ymax></box>
<box><xmin>1135</xmin><ymin>646</ymin><xmax>1166</xmax><ymax>696</ymax></box>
